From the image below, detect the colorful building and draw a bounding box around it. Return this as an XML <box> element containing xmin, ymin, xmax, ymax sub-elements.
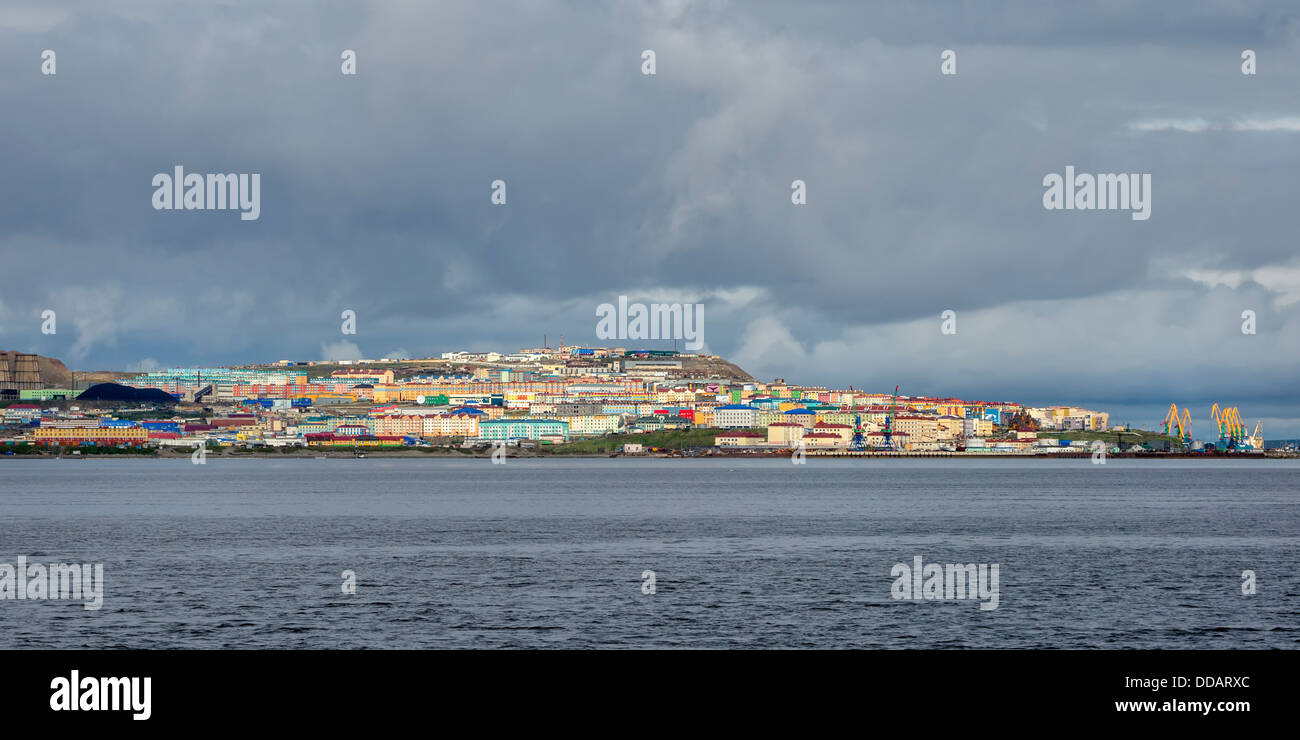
<box><xmin>715</xmin><ymin>404</ymin><xmax>759</xmax><ymax>428</ymax></box>
<box><xmin>34</xmin><ymin>427</ymin><xmax>149</xmax><ymax>446</ymax></box>
<box><xmin>478</xmin><ymin>418</ymin><xmax>570</xmax><ymax>441</ymax></box>
<box><xmin>715</xmin><ymin>431</ymin><xmax>765</xmax><ymax>447</ymax></box>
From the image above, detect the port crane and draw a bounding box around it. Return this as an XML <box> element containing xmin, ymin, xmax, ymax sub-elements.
<box><xmin>1161</xmin><ymin>403</ymin><xmax>1179</xmax><ymax>436</ymax></box>
<box><xmin>1249</xmin><ymin>421</ymin><xmax>1264</xmax><ymax>450</ymax></box>
<box><xmin>850</xmin><ymin>414</ymin><xmax>868</xmax><ymax>451</ymax></box>
<box><xmin>1161</xmin><ymin>403</ymin><xmax>1193</xmax><ymax>446</ymax></box>
<box><xmin>1210</xmin><ymin>404</ymin><xmax>1251</xmax><ymax>449</ymax></box>
<box><xmin>848</xmin><ymin>386</ymin><xmax>868</xmax><ymax>451</ymax></box>
<box><xmin>845</xmin><ymin>385</ymin><xmax>899</xmax><ymax>451</ymax></box>
<box><xmin>880</xmin><ymin>385</ymin><xmax>900</xmax><ymax>450</ymax></box>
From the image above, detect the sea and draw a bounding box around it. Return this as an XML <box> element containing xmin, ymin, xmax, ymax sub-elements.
<box><xmin>0</xmin><ymin>457</ymin><xmax>1295</xmax><ymax>649</ymax></box>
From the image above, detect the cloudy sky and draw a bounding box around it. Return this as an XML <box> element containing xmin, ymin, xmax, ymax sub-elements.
<box><xmin>1</xmin><ymin>0</ymin><xmax>1298</xmax><ymax>436</ymax></box>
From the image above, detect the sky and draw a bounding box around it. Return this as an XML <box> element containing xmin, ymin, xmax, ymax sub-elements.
<box><xmin>1</xmin><ymin>0</ymin><xmax>1298</xmax><ymax>436</ymax></box>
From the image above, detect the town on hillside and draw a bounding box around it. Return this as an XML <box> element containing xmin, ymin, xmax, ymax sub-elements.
<box><xmin>0</xmin><ymin>346</ymin><xmax>1271</xmax><ymax>456</ymax></box>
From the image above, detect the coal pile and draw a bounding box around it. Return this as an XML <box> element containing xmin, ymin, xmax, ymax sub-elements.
<box><xmin>77</xmin><ymin>383</ymin><xmax>177</xmax><ymax>404</ymax></box>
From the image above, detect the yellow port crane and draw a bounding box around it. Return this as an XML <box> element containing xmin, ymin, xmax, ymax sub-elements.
<box><xmin>1210</xmin><ymin>404</ymin><xmax>1250</xmax><ymax>449</ymax></box>
<box><xmin>1161</xmin><ymin>403</ymin><xmax>1193</xmax><ymax>444</ymax></box>
<box><xmin>1162</xmin><ymin>403</ymin><xmax>1178</xmax><ymax>435</ymax></box>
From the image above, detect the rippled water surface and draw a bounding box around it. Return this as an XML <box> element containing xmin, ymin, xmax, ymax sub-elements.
<box><xmin>0</xmin><ymin>457</ymin><xmax>1296</xmax><ymax>648</ymax></box>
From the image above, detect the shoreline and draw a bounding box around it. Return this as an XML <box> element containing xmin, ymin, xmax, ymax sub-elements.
<box><xmin>4</xmin><ymin>450</ymin><xmax>1295</xmax><ymax>460</ymax></box>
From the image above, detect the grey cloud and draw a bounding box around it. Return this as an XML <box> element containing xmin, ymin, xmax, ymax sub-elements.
<box><xmin>0</xmin><ymin>0</ymin><xmax>1297</xmax><ymax>432</ymax></box>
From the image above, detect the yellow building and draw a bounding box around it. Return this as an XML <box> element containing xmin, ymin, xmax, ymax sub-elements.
<box><xmin>422</xmin><ymin>413</ymin><xmax>481</xmax><ymax>437</ymax></box>
<box><xmin>891</xmin><ymin>415</ymin><xmax>933</xmax><ymax>443</ymax></box>
<box><xmin>935</xmin><ymin>416</ymin><xmax>964</xmax><ymax>441</ymax></box>
<box><xmin>766</xmin><ymin>422</ymin><xmax>806</xmax><ymax>446</ymax></box>
<box><xmin>35</xmin><ymin>427</ymin><xmax>149</xmax><ymax>446</ymax></box>
<box><xmin>810</xmin><ymin>422</ymin><xmax>854</xmax><ymax>444</ymax></box>
<box><xmin>656</xmin><ymin>389</ymin><xmax>695</xmax><ymax>404</ymax></box>
<box><xmin>556</xmin><ymin>415</ymin><xmax>622</xmax><ymax>436</ymax></box>
<box><xmin>816</xmin><ymin>410</ymin><xmax>857</xmax><ymax>426</ymax></box>
<box><xmin>800</xmin><ymin>432</ymin><xmax>844</xmax><ymax>448</ymax></box>
<box><xmin>1027</xmin><ymin>406</ymin><xmax>1110</xmax><ymax>432</ymax></box>
<box><xmin>965</xmin><ymin>418</ymin><xmax>995</xmax><ymax>438</ymax></box>
<box><xmin>934</xmin><ymin>402</ymin><xmax>966</xmax><ymax>418</ymax></box>
<box><xmin>715</xmin><ymin>431</ymin><xmax>765</xmax><ymax>447</ymax></box>
<box><xmin>372</xmin><ymin>385</ymin><xmax>432</xmax><ymax>403</ymax></box>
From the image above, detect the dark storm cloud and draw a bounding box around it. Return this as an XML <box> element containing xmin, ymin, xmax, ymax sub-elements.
<box><xmin>1</xmin><ymin>0</ymin><xmax>1297</xmax><ymax>433</ymax></box>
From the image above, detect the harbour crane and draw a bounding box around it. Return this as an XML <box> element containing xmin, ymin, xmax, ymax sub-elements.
<box><xmin>850</xmin><ymin>414</ymin><xmax>868</xmax><ymax>451</ymax></box>
<box><xmin>1161</xmin><ymin>403</ymin><xmax>1180</xmax><ymax>436</ymax></box>
<box><xmin>1249</xmin><ymin>420</ymin><xmax>1264</xmax><ymax>450</ymax></box>
<box><xmin>1161</xmin><ymin>403</ymin><xmax>1194</xmax><ymax>446</ymax></box>
<box><xmin>1210</xmin><ymin>404</ymin><xmax>1249</xmax><ymax>449</ymax></box>
<box><xmin>881</xmin><ymin>385</ymin><xmax>900</xmax><ymax>450</ymax></box>
<box><xmin>847</xmin><ymin>387</ymin><xmax>867</xmax><ymax>451</ymax></box>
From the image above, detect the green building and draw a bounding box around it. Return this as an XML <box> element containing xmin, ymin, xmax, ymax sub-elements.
<box><xmin>479</xmin><ymin>418</ymin><xmax>569</xmax><ymax>441</ymax></box>
<box><xmin>19</xmin><ymin>389</ymin><xmax>78</xmax><ymax>401</ymax></box>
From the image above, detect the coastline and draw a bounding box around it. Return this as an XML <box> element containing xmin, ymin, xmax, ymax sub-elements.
<box><xmin>5</xmin><ymin>450</ymin><xmax>1295</xmax><ymax>460</ymax></box>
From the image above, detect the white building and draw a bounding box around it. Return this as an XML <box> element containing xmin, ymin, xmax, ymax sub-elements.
<box><xmin>556</xmin><ymin>414</ymin><xmax>623</xmax><ymax>436</ymax></box>
<box><xmin>714</xmin><ymin>404</ymin><xmax>759</xmax><ymax>428</ymax></box>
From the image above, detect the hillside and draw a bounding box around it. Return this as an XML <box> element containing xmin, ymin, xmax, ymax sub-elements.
<box><xmin>0</xmin><ymin>350</ymin><xmax>73</xmax><ymax>388</ymax></box>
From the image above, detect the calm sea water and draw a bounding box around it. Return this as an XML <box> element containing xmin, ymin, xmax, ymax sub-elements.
<box><xmin>0</xmin><ymin>458</ymin><xmax>1296</xmax><ymax>649</ymax></box>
